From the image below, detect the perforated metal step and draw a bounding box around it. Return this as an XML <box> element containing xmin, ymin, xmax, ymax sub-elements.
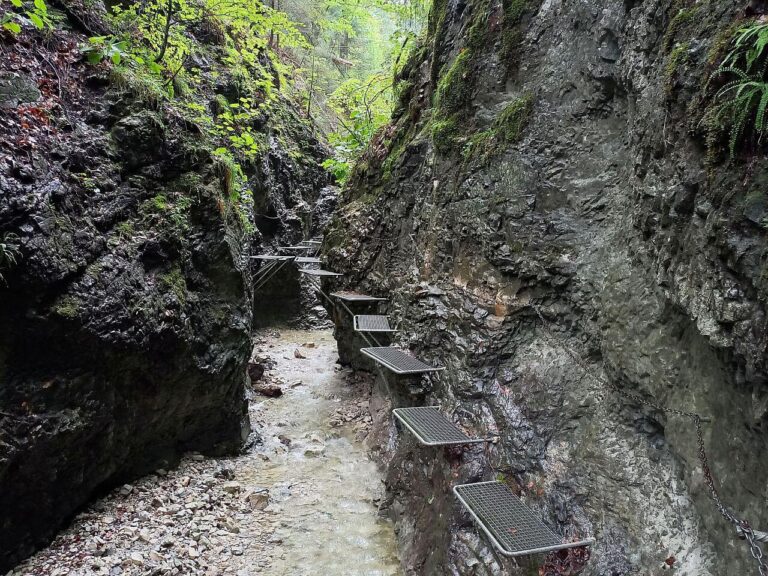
<box><xmin>251</xmin><ymin>255</ymin><xmax>295</xmax><ymax>261</ymax></box>
<box><xmin>354</xmin><ymin>315</ymin><xmax>395</xmax><ymax>333</ymax></box>
<box><xmin>281</xmin><ymin>245</ymin><xmax>315</xmax><ymax>251</ymax></box>
<box><xmin>301</xmin><ymin>240</ymin><xmax>322</xmax><ymax>245</ymax></box>
<box><xmin>360</xmin><ymin>347</ymin><xmax>443</xmax><ymax>375</ymax></box>
<box><xmin>393</xmin><ymin>407</ymin><xmax>485</xmax><ymax>446</ymax></box>
<box><xmin>331</xmin><ymin>292</ymin><xmax>387</xmax><ymax>302</ymax></box>
<box><xmin>453</xmin><ymin>482</ymin><xmax>595</xmax><ymax>557</ymax></box>
<box><xmin>299</xmin><ymin>268</ymin><xmax>343</xmax><ymax>277</ymax></box>
<box><xmin>295</xmin><ymin>257</ymin><xmax>321</xmax><ymax>264</ymax></box>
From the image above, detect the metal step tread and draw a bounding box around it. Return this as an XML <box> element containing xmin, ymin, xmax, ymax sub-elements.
<box><xmin>393</xmin><ymin>407</ymin><xmax>485</xmax><ymax>445</ymax></box>
<box><xmin>359</xmin><ymin>347</ymin><xmax>443</xmax><ymax>375</ymax></box>
<box><xmin>299</xmin><ymin>268</ymin><xmax>343</xmax><ymax>277</ymax></box>
<box><xmin>331</xmin><ymin>291</ymin><xmax>387</xmax><ymax>302</ymax></box>
<box><xmin>251</xmin><ymin>255</ymin><xmax>295</xmax><ymax>261</ymax></box>
<box><xmin>280</xmin><ymin>245</ymin><xmax>315</xmax><ymax>251</ymax></box>
<box><xmin>453</xmin><ymin>482</ymin><xmax>595</xmax><ymax>557</ymax></box>
<box><xmin>354</xmin><ymin>315</ymin><xmax>395</xmax><ymax>333</ymax></box>
<box><xmin>301</xmin><ymin>240</ymin><xmax>322</xmax><ymax>245</ymax></box>
<box><xmin>295</xmin><ymin>257</ymin><xmax>321</xmax><ymax>264</ymax></box>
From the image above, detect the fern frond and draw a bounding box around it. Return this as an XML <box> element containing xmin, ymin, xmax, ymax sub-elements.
<box><xmin>756</xmin><ymin>88</ymin><xmax>768</xmax><ymax>132</ymax></box>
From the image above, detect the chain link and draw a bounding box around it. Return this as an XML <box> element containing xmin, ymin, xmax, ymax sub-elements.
<box><xmin>531</xmin><ymin>305</ymin><xmax>768</xmax><ymax>575</ymax></box>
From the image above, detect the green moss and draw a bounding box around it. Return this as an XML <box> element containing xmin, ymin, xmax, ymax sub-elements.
<box><xmin>466</xmin><ymin>0</ymin><xmax>492</xmax><ymax>54</ymax></box>
<box><xmin>430</xmin><ymin>115</ymin><xmax>461</xmax><ymax>153</ymax></box>
<box><xmin>664</xmin><ymin>42</ymin><xmax>690</xmax><ymax>96</ymax></box>
<box><xmin>461</xmin><ymin>94</ymin><xmax>534</xmax><ymax>162</ymax></box>
<box><xmin>53</xmin><ymin>295</ymin><xmax>81</xmax><ymax>320</ymax></box>
<box><xmin>109</xmin><ymin>66</ymin><xmax>166</xmax><ymax>108</ymax></box>
<box><xmin>213</xmin><ymin>93</ymin><xmax>231</xmax><ymax>115</ymax></box>
<box><xmin>501</xmin><ymin>0</ymin><xmax>528</xmax><ymax>69</ymax></box>
<box><xmin>663</xmin><ymin>6</ymin><xmax>698</xmax><ymax>53</ymax></box>
<box><xmin>706</xmin><ymin>19</ymin><xmax>746</xmax><ymax>66</ymax></box>
<box><xmin>160</xmin><ymin>266</ymin><xmax>187</xmax><ymax>303</ymax></box>
<box><xmin>496</xmin><ymin>93</ymin><xmax>534</xmax><ymax>142</ymax></box>
<box><xmin>115</xmin><ymin>220</ymin><xmax>135</xmax><ymax>238</ymax></box>
<box><xmin>434</xmin><ymin>50</ymin><xmax>473</xmax><ymax>114</ymax></box>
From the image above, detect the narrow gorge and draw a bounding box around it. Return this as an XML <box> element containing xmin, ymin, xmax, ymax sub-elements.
<box><xmin>2</xmin><ymin>0</ymin><xmax>768</xmax><ymax>575</ymax></box>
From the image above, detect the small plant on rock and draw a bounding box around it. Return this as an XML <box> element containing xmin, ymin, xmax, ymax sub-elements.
<box><xmin>0</xmin><ymin>232</ymin><xmax>21</xmax><ymax>284</ymax></box>
<box><xmin>704</xmin><ymin>22</ymin><xmax>768</xmax><ymax>158</ymax></box>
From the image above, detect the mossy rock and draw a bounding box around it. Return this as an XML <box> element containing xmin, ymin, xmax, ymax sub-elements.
<box><xmin>53</xmin><ymin>295</ymin><xmax>82</xmax><ymax>320</ymax></box>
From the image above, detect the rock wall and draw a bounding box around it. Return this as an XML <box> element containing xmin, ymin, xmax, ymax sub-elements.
<box><xmin>326</xmin><ymin>0</ymin><xmax>768</xmax><ymax>574</ymax></box>
<box><xmin>0</xmin><ymin>2</ymin><xmax>330</xmax><ymax>569</ymax></box>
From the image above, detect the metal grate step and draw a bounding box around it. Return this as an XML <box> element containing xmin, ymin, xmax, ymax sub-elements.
<box><xmin>299</xmin><ymin>268</ymin><xmax>343</xmax><ymax>277</ymax></box>
<box><xmin>354</xmin><ymin>315</ymin><xmax>395</xmax><ymax>333</ymax></box>
<box><xmin>280</xmin><ymin>245</ymin><xmax>315</xmax><ymax>251</ymax></box>
<box><xmin>453</xmin><ymin>482</ymin><xmax>595</xmax><ymax>557</ymax></box>
<box><xmin>393</xmin><ymin>407</ymin><xmax>486</xmax><ymax>446</ymax></box>
<box><xmin>301</xmin><ymin>240</ymin><xmax>322</xmax><ymax>245</ymax></box>
<box><xmin>331</xmin><ymin>292</ymin><xmax>387</xmax><ymax>302</ymax></box>
<box><xmin>251</xmin><ymin>255</ymin><xmax>295</xmax><ymax>261</ymax></box>
<box><xmin>360</xmin><ymin>347</ymin><xmax>444</xmax><ymax>375</ymax></box>
<box><xmin>295</xmin><ymin>257</ymin><xmax>321</xmax><ymax>264</ymax></box>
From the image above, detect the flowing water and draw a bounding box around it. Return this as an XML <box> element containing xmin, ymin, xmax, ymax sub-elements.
<box><xmin>12</xmin><ymin>329</ymin><xmax>401</xmax><ymax>576</ymax></box>
<box><xmin>239</xmin><ymin>329</ymin><xmax>401</xmax><ymax>576</ymax></box>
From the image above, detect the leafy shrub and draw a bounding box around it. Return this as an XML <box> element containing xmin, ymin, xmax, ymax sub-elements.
<box><xmin>2</xmin><ymin>0</ymin><xmax>51</xmax><ymax>34</ymax></box>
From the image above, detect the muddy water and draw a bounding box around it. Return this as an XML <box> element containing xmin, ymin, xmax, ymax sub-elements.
<box><xmin>241</xmin><ymin>329</ymin><xmax>401</xmax><ymax>576</ymax></box>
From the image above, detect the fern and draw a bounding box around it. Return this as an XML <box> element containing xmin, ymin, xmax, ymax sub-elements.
<box><xmin>706</xmin><ymin>22</ymin><xmax>768</xmax><ymax>158</ymax></box>
<box><xmin>0</xmin><ymin>233</ymin><xmax>21</xmax><ymax>284</ymax></box>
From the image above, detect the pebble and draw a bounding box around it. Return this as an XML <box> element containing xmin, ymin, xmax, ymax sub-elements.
<box><xmin>10</xmin><ymin>333</ymin><xmax>380</xmax><ymax>576</ymax></box>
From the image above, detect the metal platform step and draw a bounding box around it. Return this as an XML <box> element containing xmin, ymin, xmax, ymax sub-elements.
<box><xmin>299</xmin><ymin>268</ymin><xmax>343</xmax><ymax>277</ymax></box>
<box><xmin>360</xmin><ymin>347</ymin><xmax>444</xmax><ymax>375</ymax></box>
<box><xmin>354</xmin><ymin>315</ymin><xmax>395</xmax><ymax>333</ymax></box>
<box><xmin>392</xmin><ymin>407</ymin><xmax>486</xmax><ymax>446</ymax></box>
<box><xmin>280</xmin><ymin>245</ymin><xmax>315</xmax><ymax>251</ymax></box>
<box><xmin>301</xmin><ymin>240</ymin><xmax>322</xmax><ymax>245</ymax></box>
<box><xmin>295</xmin><ymin>257</ymin><xmax>321</xmax><ymax>264</ymax></box>
<box><xmin>453</xmin><ymin>482</ymin><xmax>595</xmax><ymax>557</ymax></box>
<box><xmin>331</xmin><ymin>291</ymin><xmax>387</xmax><ymax>302</ymax></box>
<box><xmin>251</xmin><ymin>255</ymin><xmax>295</xmax><ymax>261</ymax></box>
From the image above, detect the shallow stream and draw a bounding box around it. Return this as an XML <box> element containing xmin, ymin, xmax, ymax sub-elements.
<box><xmin>240</xmin><ymin>329</ymin><xmax>402</xmax><ymax>575</ymax></box>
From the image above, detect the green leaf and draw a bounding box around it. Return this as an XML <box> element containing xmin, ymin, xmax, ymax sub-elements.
<box><xmin>10</xmin><ymin>0</ymin><xmax>23</xmax><ymax>7</ymax></box>
<box><xmin>3</xmin><ymin>21</ymin><xmax>21</xmax><ymax>34</ymax></box>
<box><xmin>33</xmin><ymin>0</ymin><xmax>47</xmax><ymax>14</ymax></box>
<box><xmin>27</xmin><ymin>12</ymin><xmax>44</xmax><ymax>29</ymax></box>
<box><xmin>86</xmin><ymin>51</ymin><xmax>103</xmax><ymax>64</ymax></box>
<box><xmin>111</xmin><ymin>51</ymin><xmax>121</xmax><ymax>65</ymax></box>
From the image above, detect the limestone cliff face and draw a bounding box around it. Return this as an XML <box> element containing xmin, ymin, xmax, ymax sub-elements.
<box><xmin>326</xmin><ymin>0</ymin><xmax>768</xmax><ymax>574</ymax></box>
<box><xmin>0</xmin><ymin>2</ymin><xmax>329</xmax><ymax>569</ymax></box>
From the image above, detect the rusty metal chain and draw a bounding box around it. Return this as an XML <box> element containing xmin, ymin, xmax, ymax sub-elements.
<box><xmin>531</xmin><ymin>304</ymin><xmax>768</xmax><ymax>576</ymax></box>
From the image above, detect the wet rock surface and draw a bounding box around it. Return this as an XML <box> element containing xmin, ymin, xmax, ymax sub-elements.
<box><xmin>325</xmin><ymin>0</ymin><xmax>768</xmax><ymax>574</ymax></box>
<box><xmin>9</xmin><ymin>330</ymin><xmax>400</xmax><ymax>576</ymax></box>
<box><xmin>0</xmin><ymin>6</ymin><xmax>331</xmax><ymax>569</ymax></box>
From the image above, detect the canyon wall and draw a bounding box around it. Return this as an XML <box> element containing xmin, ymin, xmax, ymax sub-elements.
<box><xmin>326</xmin><ymin>0</ymin><xmax>768</xmax><ymax>574</ymax></box>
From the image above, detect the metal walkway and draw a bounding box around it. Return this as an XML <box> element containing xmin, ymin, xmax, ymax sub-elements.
<box><xmin>281</xmin><ymin>245</ymin><xmax>317</xmax><ymax>251</ymax></box>
<box><xmin>252</xmin><ymin>255</ymin><xmax>295</xmax><ymax>261</ymax></box>
<box><xmin>331</xmin><ymin>291</ymin><xmax>387</xmax><ymax>302</ymax></box>
<box><xmin>453</xmin><ymin>482</ymin><xmax>594</xmax><ymax>557</ymax></box>
<box><xmin>295</xmin><ymin>256</ymin><xmax>321</xmax><ymax>264</ymax></box>
<box><xmin>393</xmin><ymin>407</ymin><xmax>486</xmax><ymax>446</ymax></box>
<box><xmin>354</xmin><ymin>315</ymin><xmax>395</xmax><ymax>333</ymax></box>
<box><xmin>299</xmin><ymin>268</ymin><xmax>343</xmax><ymax>277</ymax></box>
<box><xmin>360</xmin><ymin>347</ymin><xmax>444</xmax><ymax>375</ymax></box>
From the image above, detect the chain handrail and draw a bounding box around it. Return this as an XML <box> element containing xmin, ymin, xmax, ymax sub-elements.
<box><xmin>530</xmin><ymin>304</ymin><xmax>766</xmax><ymax>575</ymax></box>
